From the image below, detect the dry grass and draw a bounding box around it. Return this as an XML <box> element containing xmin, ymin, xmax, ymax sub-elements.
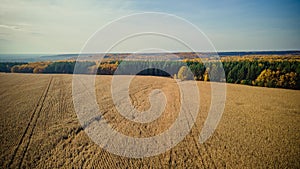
<box><xmin>0</xmin><ymin>73</ymin><xmax>299</xmax><ymax>168</ymax></box>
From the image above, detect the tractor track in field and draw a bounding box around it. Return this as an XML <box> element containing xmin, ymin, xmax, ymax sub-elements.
<box><xmin>72</xmin><ymin>76</ymin><xmax>224</xmax><ymax>168</ymax></box>
<box><xmin>1</xmin><ymin>74</ymin><xmax>299</xmax><ymax>168</ymax></box>
<box><xmin>8</xmin><ymin>76</ymin><xmax>53</xmax><ymax>168</ymax></box>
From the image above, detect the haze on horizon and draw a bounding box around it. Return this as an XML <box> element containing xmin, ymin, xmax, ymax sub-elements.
<box><xmin>0</xmin><ymin>0</ymin><xmax>299</xmax><ymax>54</ymax></box>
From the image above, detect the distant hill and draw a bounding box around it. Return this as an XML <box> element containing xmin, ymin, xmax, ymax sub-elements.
<box><xmin>1</xmin><ymin>51</ymin><xmax>299</xmax><ymax>62</ymax></box>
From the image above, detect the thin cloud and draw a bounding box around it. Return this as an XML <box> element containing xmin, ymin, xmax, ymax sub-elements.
<box><xmin>0</xmin><ymin>24</ymin><xmax>22</xmax><ymax>31</ymax></box>
<box><xmin>0</xmin><ymin>23</ymin><xmax>43</xmax><ymax>37</ymax></box>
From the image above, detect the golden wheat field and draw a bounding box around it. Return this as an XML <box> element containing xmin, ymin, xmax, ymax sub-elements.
<box><xmin>0</xmin><ymin>73</ymin><xmax>299</xmax><ymax>168</ymax></box>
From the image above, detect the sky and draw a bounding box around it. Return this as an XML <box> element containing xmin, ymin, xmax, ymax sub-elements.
<box><xmin>0</xmin><ymin>0</ymin><xmax>299</xmax><ymax>53</ymax></box>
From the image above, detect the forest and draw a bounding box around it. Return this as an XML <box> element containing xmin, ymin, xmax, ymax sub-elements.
<box><xmin>0</xmin><ymin>55</ymin><xmax>299</xmax><ymax>89</ymax></box>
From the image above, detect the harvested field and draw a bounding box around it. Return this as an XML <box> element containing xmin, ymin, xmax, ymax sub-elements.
<box><xmin>0</xmin><ymin>73</ymin><xmax>299</xmax><ymax>168</ymax></box>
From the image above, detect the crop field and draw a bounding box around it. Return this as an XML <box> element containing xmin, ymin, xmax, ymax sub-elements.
<box><xmin>0</xmin><ymin>73</ymin><xmax>299</xmax><ymax>168</ymax></box>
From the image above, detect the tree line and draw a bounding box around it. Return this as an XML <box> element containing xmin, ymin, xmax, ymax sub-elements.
<box><xmin>0</xmin><ymin>58</ymin><xmax>299</xmax><ymax>89</ymax></box>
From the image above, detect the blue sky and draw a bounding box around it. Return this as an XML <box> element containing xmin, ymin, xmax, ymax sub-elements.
<box><xmin>0</xmin><ymin>0</ymin><xmax>299</xmax><ymax>53</ymax></box>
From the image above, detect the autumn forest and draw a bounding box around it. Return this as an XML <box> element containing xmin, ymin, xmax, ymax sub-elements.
<box><xmin>0</xmin><ymin>54</ymin><xmax>299</xmax><ymax>89</ymax></box>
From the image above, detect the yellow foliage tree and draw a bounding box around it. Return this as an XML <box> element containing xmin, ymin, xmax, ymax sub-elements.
<box><xmin>254</xmin><ymin>69</ymin><xmax>297</xmax><ymax>88</ymax></box>
<box><xmin>177</xmin><ymin>66</ymin><xmax>193</xmax><ymax>81</ymax></box>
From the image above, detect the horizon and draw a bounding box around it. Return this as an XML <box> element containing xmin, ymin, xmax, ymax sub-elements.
<box><xmin>0</xmin><ymin>50</ymin><xmax>300</xmax><ymax>56</ymax></box>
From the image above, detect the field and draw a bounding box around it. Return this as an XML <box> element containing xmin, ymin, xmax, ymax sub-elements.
<box><xmin>0</xmin><ymin>73</ymin><xmax>299</xmax><ymax>168</ymax></box>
